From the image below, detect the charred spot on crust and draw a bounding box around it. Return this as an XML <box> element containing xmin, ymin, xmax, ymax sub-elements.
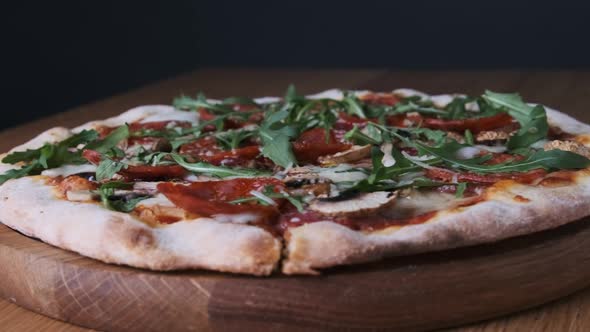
<box><xmin>128</xmin><ymin>227</ymin><xmax>155</xmax><ymax>249</ymax></box>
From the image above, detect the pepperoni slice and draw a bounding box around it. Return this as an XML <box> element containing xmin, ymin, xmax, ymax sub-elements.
<box><xmin>129</xmin><ymin>121</ymin><xmax>192</xmax><ymax>132</ymax></box>
<box><xmin>96</xmin><ymin>121</ymin><xmax>192</xmax><ymax>139</ymax></box>
<box><xmin>198</xmin><ymin>146</ymin><xmax>261</xmax><ymax>166</ymax></box>
<box><xmin>292</xmin><ymin>128</ymin><xmax>352</xmax><ymax>164</ymax></box>
<box><xmin>199</xmin><ymin>104</ymin><xmax>263</xmax><ymax>131</ymax></box>
<box><xmin>82</xmin><ymin>149</ymin><xmax>102</xmax><ymax>164</ymax></box>
<box><xmin>277</xmin><ymin>208</ymin><xmax>436</xmax><ymax>233</ymax></box>
<box><xmin>179</xmin><ymin>137</ymin><xmax>262</xmax><ymax>167</ymax></box>
<box><xmin>359</xmin><ymin>93</ymin><xmax>401</xmax><ymax>106</ymax></box>
<box><xmin>120</xmin><ymin>165</ymin><xmax>188</xmax><ymax>181</ymax></box>
<box><xmin>481</xmin><ymin>152</ymin><xmax>525</xmax><ymax>165</ymax></box>
<box><xmin>421</xmin><ymin>113</ymin><xmax>514</xmax><ymax>133</ymax></box>
<box><xmin>157</xmin><ymin>178</ymin><xmax>284</xmax><ymax>223</ymax></box>
<box><xmin>424</xmin><ymin>167</ymin><xmax>547</xmax><ymax>184</ymax></box>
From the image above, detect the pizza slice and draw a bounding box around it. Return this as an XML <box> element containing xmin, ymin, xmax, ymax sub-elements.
<box><xmin>1</xmin><ymin>87</ymin><xmax>589</xmax><ymax>275</ymax></box>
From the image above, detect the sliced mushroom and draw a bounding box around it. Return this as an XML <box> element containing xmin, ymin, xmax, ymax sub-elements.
<box><xmin>284</xmin><ymin>166</ymin><xmax>322</xmax><ymax>184</ymax></box>
<box><xmin>319</xmin><ymin>145</ymin><xmax>372</xmax><ymax>166</ymax></box>
<box><xmin>544</xmin><ymin>140</ymin><xmax>590</xmax><ymax>158</ymax></box>
<box><xmin>309</xmin><ymin>191</ymin><xmax>398</xmax><ymax>218</ymax></box>
<box><xmin>284</xmin><ymin>167</ymin><xmax>331</xmax><ymax>197</ymax></box>
<box><xmin>287</xmin><ymin>182</ymin><xmax>331</xmax><ymax>197</ymax></box>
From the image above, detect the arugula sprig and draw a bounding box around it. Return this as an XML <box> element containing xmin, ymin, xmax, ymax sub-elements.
<box><xmin>85</xmin><ymin>126</ymin><xmax>130</xmax><ymax>153</ymax></box>
<box><xmin>170</xmin><ymin>154</ymin><xmax>270</xmax><ymax>178</ymax></box>
<box><xmin>173</xmin><ymin>92</ymin><xmax>262</xmax><ymax>115</ymax></box>
<box><xmin>215</xmin><ymin>128</ymin><xmax>256</xmax><ymax>151</ymax></box>
<box><xmin>0</xmin><ymin>130</ymin><xmax>101</xmax><ymax>184</ymax></box>
<box><xmin>229</xmin><ymin>185</ymin><xmax>305</xmax><ymax>212</ymax></box>
<box><xmin>482</xmin><ymin>91</ymin><xmax>549</xmax><ymax>150</ymax></box>
<box><xmin>96</xmin><ymin>181</ymin><xmax>148</xmax><ymax>212</ymax></box>
<box><xmin>413</xmin><ymin>140</ymin><xmax>590</xmax><ymax>173</ymax></box>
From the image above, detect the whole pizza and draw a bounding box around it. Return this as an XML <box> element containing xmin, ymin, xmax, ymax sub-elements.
<box><xmin>1</xmin><ymin>87</ymin><xmax>589</xmax><ymax>276</ymax></box>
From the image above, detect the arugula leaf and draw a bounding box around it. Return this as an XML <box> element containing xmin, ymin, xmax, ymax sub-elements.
<box><xmin>444</xmin><ymin>97</ymin><xmax>472</xmax><ymax>119</ymax></box>
<box><xmin>341</xmin><ymin>92</ymin><xmax>367</xmax><ymax>119</ymax></box>
<box><xmin>455</xmin><ymin>182</ymin><xmax>468</xmax><ymax>198</ymax></box>
<box><xmin>173</xmin><ymin>93</ymin><xmax>237</xmax><ymax>115</ymax></box>
<box><xmin>414</xmin><ymin>140</ymin><xmax>590</xmax><ymax>173</ymax></box>
<box><xmin>60</xmin><ymin>130</ymin><xmax>101</xmax><ymax>148</ymax></box>
<box><xmin>0</xmin><ymin>130</ymin><xmax>101</xmax><ymax>183</ymax></box>
<box><xmin>96</xmin><ymin>158</ymin><xmax>127</xmax><ymax>181</ymax></box>
<box><xmin>222</xmin><ymin>96</ymin><xmax>259</xmax><ymax>106</ymax></box>
<box><xmin>229</xmin><ymin>185</ymin><xmax>305</xmax><ymax>212</ymax></box>
<box><xmin>284</xmin><ymin>84</ymin><xmax>300</xmax><ymax>103</ymax></box>
<box><xmin>215</xmin><ymin>128</ymin><xmax>255</xmax><ymax>150</ymax></box>
<box><xmin>0</xmin><ymin>164</ymin><xmax>36</xmax><ymax>185</ymax></box>
<box><xmin>84</xmin><ymin>125</ymin><xmax>129</xmax><ymax>153</ymax></box>
<box><xmin>390</xmin><ymin>100</ymin><xmax>447</xmax><ymax>116</ymax></box>
<box><xmin>344</xmin><ymin>125</ymin><xmax>381</xmax><ymax>145</ymax></box>
<box><xmin>171</xmin><ymin>154</ymin><xmax>270</xmax><ymax>178</ymax></box>
<box><xmin>464</xmin><ymin>129</ymin><xmax>474</xmax><ymax>145</ymax></box>
<box><xmin>97</xmin><ymin>181</ymin><xmax>148</xmax><ymax>212</ymax></box>
<box><xmin>482</xmin><ymin>91</ymin><xmax>548</xmax><ymax>150</ymax></box>
<box><xmin>2</xmin><ymin>130</ymin><xmax>98</xmax><ymax>165</ymax></box>
<box><xmin>258</xmin><ymin>108</ymin><xmax>298</xmax><ymax>168</ymax></box>
<box><xmin>403</xmin><ymin>127</ymin><xmax>447</xmax><ymax>144</ymax></box>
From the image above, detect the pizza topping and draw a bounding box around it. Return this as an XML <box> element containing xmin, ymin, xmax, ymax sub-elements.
<box><xmin>420</xmin><ymin>113</ymin><xmax>514</xmax><ymax>133</ymax></box>
<box><xmin>4</xmin><ymin>87</ymin><xmax>590</xmax><ymax>235</ymax></box>
<box><xmin>0</xmin><ymin>129</ymin><xmax>101</xmax><ymax>184</ymax></box>
<box><xmin>476</xmin><ymin>130</ymin><xmax>512</xmax><ymax>142</ymax></box>
<box><xmin>318</xmin><ymin>144</ymin><xmax>371</xmax><ymax>166</ymax></box>
<box><xmin>309</xmin><ymin>191</ymin><xmax>397</xmax><ymax>217</ymax></box>
<box><xmin>424</xmin><ymin>167</ymin><xmax>547</xmax><ymax>184</ymax></box>
<box><xmin>134</xmin><ymin>203</ymin><xmax>187</xmax><ymax>225</ymax></box>
<box><xmin>41</xmin><ymin>164</ymin><xmax>98</xmax><ymax>178</ymax></box>
<box><xmin>119</xmin><ymin>165</ymin><xmax>188</xmax><ymax>181</ymax></box>
<box><xmin>56</xmin><ymin>175</ymin><xmax>98</xmax><ymax>198</ymax></box>
<box><xmin>157</xmin><ymin>178</ymin><xmax>287</xmax><ymax>223</ymax></box>
<box><xmin>543</xmin><ymin>140</ymin><xmax>590</xmax><ymax>159</ymax></box>
<box><xmin>292</xmin><ymin>128</ymin><xmax>352</xmax><ymax>164</ymax></box>
<box><xmin>96</xmin><ymin>181</ymin><xmax>150</xmax><ymax>212</ymax></box>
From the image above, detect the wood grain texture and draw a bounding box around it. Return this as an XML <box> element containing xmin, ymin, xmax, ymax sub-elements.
<box><xmin>1</xmin><ymin>68</ymin><xmax>590</xmax><ymax>331</ymax></box>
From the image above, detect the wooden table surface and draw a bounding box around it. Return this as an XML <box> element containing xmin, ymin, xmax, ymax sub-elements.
<box><xmin>1</xmin><ymin>68</ymin><xmax>590</xmax><ymax>332</ymax></box>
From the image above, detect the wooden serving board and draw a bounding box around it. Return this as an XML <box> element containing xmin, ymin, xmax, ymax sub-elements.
<box><xmin>2</xmin><ymin>69</ymin><xmax>590</xmax><ymax>331</ymax></box>
<box><xmin>1</xmin><ymin>217</ymin><xmax>590</xmax><ymax>332</ymax></box>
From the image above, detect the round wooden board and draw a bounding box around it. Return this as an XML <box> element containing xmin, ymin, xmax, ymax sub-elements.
<box><xmin>1</xmin><ymin>219</ymin><xmax>590</xmax><ymax>332</ymax></box>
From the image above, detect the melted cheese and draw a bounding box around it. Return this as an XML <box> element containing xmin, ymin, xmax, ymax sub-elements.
<box><xmin>213</xmin><ymin>213</ymin><xmax>260</xmax><ymax>224</ymax></box>
<box><xmin>41</xmin><ymin>164</ymin><xmax>97</xmax><ymax>178</ymax></box>
<box><xmin>385</xmin><ymin>190</ymin><xmax>460</xmax><ymax>219</ymax></box>
<box><xmin>137</xmin><ymin>194</ymin><xmax>175</xmax><ymax>208</ymax></box>
<box><xmin>254</xmin><ymin>96</ymin><xmax>281</xmax><ymax>104</ymax></box>
<box><xmin>66</xmin><ymin>190</ymin><xmax>96</xmax><ymax>202</ymax></box>
<box><xmin>140</xmin><ymin>109</ymin><xmax>199</xmax><ymax>123</ymax></box>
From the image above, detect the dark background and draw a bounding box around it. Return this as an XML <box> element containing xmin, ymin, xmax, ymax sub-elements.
<box><xmin>5</xmin><ymin>1</ymin><xmax>590</xmax><ymax>129</ymax></box>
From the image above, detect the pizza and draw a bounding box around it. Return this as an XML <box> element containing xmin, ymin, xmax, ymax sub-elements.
<box><xmin>1</xmin><ymin>87</ymin><xmax>590</xmax><ymax>276</ymax></box>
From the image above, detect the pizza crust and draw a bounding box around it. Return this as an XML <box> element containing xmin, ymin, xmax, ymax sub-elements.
<box><xmin>282</xmin><ymin>89</ymin><xmax>590</xmax><ymax>274</ymax></box>
<box><xmin>283</xmin><ymin>174</ymin><xmax>590</xmax><ymax>274</ymax></box>
<box><xmin>0</xmin><ymin>176</ymin><xmax>281</xmax><ymax>275</ymax></box>
<box><xmin>0</xmin><ymin>104</ymin><xmax>281</xmax><ymax>275</ymax></box>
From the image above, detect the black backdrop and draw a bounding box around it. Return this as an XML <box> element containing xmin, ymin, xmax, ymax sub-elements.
<box><xmin>5</xmin><ymin>1</ymin><xmax>590</xmax><ymax>129</ymax></box>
